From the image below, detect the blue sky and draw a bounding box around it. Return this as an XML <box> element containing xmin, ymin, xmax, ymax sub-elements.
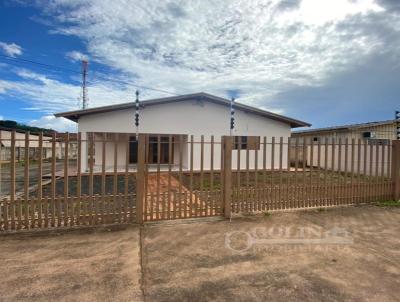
<box><xmin>0</xmin><ymin>0</ymin><xmax>399</xmax><ymax>132</ymax></box>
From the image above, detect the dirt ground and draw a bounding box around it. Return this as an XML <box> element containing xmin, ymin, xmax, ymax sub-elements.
<box><xmin>0</xmin><ymin>225</ymin><xmax>143</xmax><ymax>302</ymax></box>
<box><xmin>142</xmin><ymin>206</ymin><xmax>400</xmax><ymax>302</ymax></box>
<box><xmin>0</xmin><ymin>205</ymin><xmax>399</xmax><ymax>302</ymax></box>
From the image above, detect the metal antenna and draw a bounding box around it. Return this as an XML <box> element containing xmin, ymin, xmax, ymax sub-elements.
<box><xmin>81</xmin><ymin>60</ymin><xmax>88</xmax><ymax>109</ymax></box>
<box><xmin>135</xmin><ymin>90</ymin><xmax>140</xmax><ymax>140</ymax></box>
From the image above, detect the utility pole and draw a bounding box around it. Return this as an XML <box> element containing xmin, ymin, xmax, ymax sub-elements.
<box><xmin>81</xmin><ymin>60</ymin><xmax>88</xmax><ymax>109</ymax></box>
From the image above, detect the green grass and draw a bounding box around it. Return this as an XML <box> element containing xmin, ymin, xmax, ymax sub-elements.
<box><xmin>377</xmin><ymin>200</ymin><xmax>400</xmax><ymax>207</ymax></box>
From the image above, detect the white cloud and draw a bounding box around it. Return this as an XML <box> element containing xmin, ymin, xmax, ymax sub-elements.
<box><xmin>2</xmin><ymin>0</ymin><xmax>399</xmax><ymax>120</ymax></box>
<box><xmin>0</xmin><ymin>41</ymin><xmax>23</xmax><ymax>57</ymax></box>
<box><xmin>66</xmin><ymin>50</ymin><xmax>89</xmax><ymax>62</ymax></box>
<box><xmin>29</xmin><ymin>115</ymin><xmax>77</xmax><ymax>132</ymax></box>
<box><xmin>0</xmin><ymin>67</ymin><xmax>140</xmax><ymax>113</ymax></box>
<box><xmin>32</xmin><ymin>0</ymin><xmax>393</xmax><ymax>108</ymax></box>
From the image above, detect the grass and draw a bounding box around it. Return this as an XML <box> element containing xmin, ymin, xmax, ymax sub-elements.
<box><xmin>180</xmin><ymin>170</ymin><xmax>388</xmax><ymax>191</ymax></box>
<box><xmin>377</xmin><ymin>200</ymin><xmax>400</xmax><ymax>207</ymax></box>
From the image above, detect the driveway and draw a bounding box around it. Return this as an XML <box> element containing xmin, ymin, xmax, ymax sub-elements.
<box><xmin>142</xmin><ymin>206</ymin><xmax>400</xmax><ymax>302</ymax></box>
<box><xmin>0</xmin><ymin>205</ymin><xmax>399</xmax><ymax>302</ymax></box>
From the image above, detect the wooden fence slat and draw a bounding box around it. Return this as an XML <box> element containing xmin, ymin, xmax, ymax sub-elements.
<box><xmin>200</xmin><ymin>135</ymin><xmax>204</xmax><ymax>216</ymax></box>
<box><xmin>24</xmin><ymin>132</ymin><xmax>30</xmax><ymax>228</ymax></box>
<box><xmin>10</xmin><ymin>131</ymin><xmax>16</xmax><ymax>229</ymax></box>
<box><xmin>287</xmin><ymin>137</ymin><xmax>291</xmax><ymax>209</ymax></box>
<box><xmin>356</xmin><ymin>139</ymin><xmax>361</xmax><ymax>204</ymax></box>
<box><xmin>102</xmin><ymin>133</ymin><xmax>107</xmax><ymax>196</ymax></box>
<box><xmin>77</xmin><ymin>133</ymin><xmax>82</xmax><ymax>225</ymax></box>
<box><xmin>64</xmin><ymin>133</ymin><xmax>69</xmax><ymax>227</ymax></box>
<box><xmin>350</xmin><ymin>138</ymin><xmax>355</xmax><ymax>205</ymax></box>
<box><xmin>124</xmin><ymin>134</ymin><xmax>129</xmax><ymax>223</ymax></box>
<box><xmin>309</xmin><ymin>138</ymin><xmax>314</xmax><ymax>208</ymax></box>
<box><xmin>255</xmin><ymin>140</ymin><xmax>259</xmax><ymax>211</ymax></box>
<box><xmin>222</xmin><ymin>136</ymin><xmax>232</xmax><ymax>218</ymax></box>
<box><xmin>271</xmin><ymin>137</ymin><xmax>275</xmax><ymax>210</ymax></box>
<box><xmin>330</xmin><ymin>139</ymin><xmax>336</xmax><ymax>207</ymax></box>
<box><xmin>37</xmin><ymin>133</ymin><xmax>43</xmax><ymax>228</ymax></box>
<box><xmin>263</xmin><ymin>137</ymin><xmax>267</xmax><ymax>211</ymax></box>
<box><xmin>136</xmin><ymin>134</ymin><xmax>146</xmax><ymax>224</ymax></box>
<box><xmin>189</xmin><ymin>135</ymin><xmax>194</xmax><ymax>218</ymax></box>
<box><xmin>167</xmin><ymin>135</ymin><xmax>172</xmax><ymax>219</ymax></box>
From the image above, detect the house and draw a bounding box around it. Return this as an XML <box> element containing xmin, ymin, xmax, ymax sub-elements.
<box><xmin>0</xmin><ymin>127</ymin><xmax>54</xmax><ymax>162</ymax></box>
<box><xmin>0</xmin><ymin>127</ymin><xmax>77</xmax><ymax>163</ymax></box>
<box><xmin>55</xmin><ymin>92</ymin><xmax>310</xmax><ymax>172</ymax></box>
<box><xmin>291</xmin><ymin>120</ymin><xmax>398</xmax><ymax>175</ymax></box>
<box><xmin>291</xmin><ymin>119</ymin><xmax>397</xmax><ymax>144</ymax></box>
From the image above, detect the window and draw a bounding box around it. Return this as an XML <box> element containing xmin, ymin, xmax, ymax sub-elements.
<box><xmin>233</xmin><ymin>136</ymin><xmax>260</xmax><ymax>150</ymax></box>
<box><xmin>362</xmin><ymin>131</ymin><xmax>376</xmax><ymax>139</ymax></box>
<box><xmin>313</xmin><ymin>137</ymin><xmax>319</xmax><ymax>142</ymax></box>
<box><xmin>147</xmin><ymin>136</ymin><xmax>174</xmax><ymax>164</ymax></box>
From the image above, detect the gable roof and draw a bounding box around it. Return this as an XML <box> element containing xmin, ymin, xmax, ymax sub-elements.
<box><xmin>292</xmin><ymin>119</ymin><xmax>395</xmax><ymax>135</ymax></box>
<box><xmin>55</xmin><ymin>92</ymin><xmax>310</xmax><ymax>128</ymax></box>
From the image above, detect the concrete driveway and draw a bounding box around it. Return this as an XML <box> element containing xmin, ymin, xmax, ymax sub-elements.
<box><xmin>0</xmin><ymin>205</ymin><xmax>399</xmax><ymax>302</ymax></box>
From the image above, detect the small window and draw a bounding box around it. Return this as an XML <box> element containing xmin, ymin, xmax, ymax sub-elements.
<box><xmin>233</xmin><ymin>136</ymin><xmax>260</xmax><ymax>150</ymax></box>
<box><xmin>313</xmin><ymin>137</ymin><xmax>319</xmax><ymax>142</ymax></box>
<box><xmin>362</xmin><ymin>131</ymin><xmax>376</xmax><ymax>139</ymax></box>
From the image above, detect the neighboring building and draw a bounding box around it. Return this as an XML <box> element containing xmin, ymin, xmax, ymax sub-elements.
<box><xmin>0</xmin><ymin>127</ymin><xmax>77</xmax><ymax>162</ymax></box>
<box><xmin>55</xmin><ymin>92</ymin><xmax>310</xmax><ymax>171</ymax></box>
<box><xmin>0</xmin><ymin>128</ymin><xmax>53</xmax><ymax>162</ymax></box>
<box><xmin>290</xmin><ymin>120</ymin><xmax>397</xmax><ymax>175</ymax></box>
<box><xmin>291</xmin><ymin>119</ymin><xmax>397</xmax><ymax>144</ymax></box>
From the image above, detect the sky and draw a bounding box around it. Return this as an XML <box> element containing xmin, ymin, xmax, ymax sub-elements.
<box><xmin>0</xmin><ymin>0</ymin><xmax>399</xmax><ymax>132</ymax></box>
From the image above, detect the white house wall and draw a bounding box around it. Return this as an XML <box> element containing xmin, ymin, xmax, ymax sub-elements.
<box><xmin>306</xmin><ymin>143</ymin><xmax>391</xmax><ymax>176</ymax></box>
<box><xmin>78</xmin><ymin>99</ymin><xmax>291</xmax><ymax>171</ymax></box>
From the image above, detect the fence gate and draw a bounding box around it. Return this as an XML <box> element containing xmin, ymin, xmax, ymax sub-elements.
<box><xmin>140</xmin><ymin>134</ymin><xmax>223</xmax><ymax>222</ymax></box>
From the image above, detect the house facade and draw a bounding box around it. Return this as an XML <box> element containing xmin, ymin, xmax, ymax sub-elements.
<box><xmin>55</xmin><ymin>92</ymin><xmax>310</xmax><ymax>172</ymax></box>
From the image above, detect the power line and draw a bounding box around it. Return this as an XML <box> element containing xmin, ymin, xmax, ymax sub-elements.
<box><xmin>0</xmin><ymin>53</ymin><xmax>179</xmax><ymax>96</ymax></box>
<box><xmin>0</xmin><ymin>54</ymin><xmax>80</xmax><ymax>74</ymax></box>
<box><xmin>88</xmin><ymin>77</ymin><xmax>179</xmax><ymax>96</ymax></box>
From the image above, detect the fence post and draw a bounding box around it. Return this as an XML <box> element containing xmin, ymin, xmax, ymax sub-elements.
<box><xmin>392</xmin><ymin>140</ymin><xmax>400</xmax><ymax>201</ymax></box>
<box><xmin>222</xmin><ymin>136</ymin><xmax>233</xmax><ymax>218</ymax></box>
<box><xmin>136</xmin><ymin>134</ymin><xmax>146</xmax><ymax>224</ymax></box>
